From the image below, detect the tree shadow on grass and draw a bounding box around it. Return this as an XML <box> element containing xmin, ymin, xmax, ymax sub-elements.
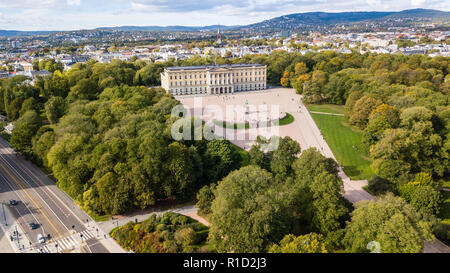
<box><xmin>342</xmin><ymin>165</ymin><xmax>361</xmax><ymax>178</ymax></box>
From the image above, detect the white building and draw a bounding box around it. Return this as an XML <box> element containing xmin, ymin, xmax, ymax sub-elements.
<box><xmin>161</xmin><ymin>63</ymin><xmax>267</xmax><ymax>96</ymax></box>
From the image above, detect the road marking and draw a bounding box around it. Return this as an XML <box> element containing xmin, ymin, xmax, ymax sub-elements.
<box><xmin>81</xmin><ymin>230</ymin><xmax>93</xmax><ymax>239</ymax></box>
<box><xmin>0</xmin><ymin>172</ymin><xmax>42</xmax><ymax>244</ymax></box>
<box><xmin>0</xmin><ymin>162</ymin><xmax>62</xmax><ymax>238</ymax></box>
<box><xmin>0</xmin><ymin>154</ymin><xmax>73</xmax><ymax>237</ymax></box>
<box><xmin>0</xmin><ymin>140</ymin><xmax>94</xmax><ymax>234</ymax></box>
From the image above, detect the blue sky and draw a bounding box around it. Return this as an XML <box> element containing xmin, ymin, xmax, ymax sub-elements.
<box><xmin>0</xmin><ymin>0</ymin><xmax>448</xmax><ymax>31</ymax></box>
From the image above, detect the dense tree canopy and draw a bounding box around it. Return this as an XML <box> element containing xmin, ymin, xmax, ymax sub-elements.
<box><xmin>343</xmin><ymin>193</ymin><xmax>434</xmax><ymax>253</ymax></box>
<box><xmin>209</xmin><ymin>165</ymin><xmax>290</xmax><ymax>253</ymax></box>
<box><xmin>269</xmin><ymin>233</ymin><xmax>328</xmax><ymax>253</ymax></box>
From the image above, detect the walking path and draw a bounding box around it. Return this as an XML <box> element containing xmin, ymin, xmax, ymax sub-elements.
<box><xmin>309</xmin><ymin>111</ymin><xmax>345</xmax><ymax>116</ymax></box>
<box><xmin>97</xmin><ymin>204</ymin><xmax>208</xmax><ymax>234</ymax></box>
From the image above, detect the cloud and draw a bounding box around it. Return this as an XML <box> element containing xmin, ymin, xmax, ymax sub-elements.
<box><xmin>67</xmin><ymin>0</ymin><xmax>81</xmax><ymax>5</ymax></box>
<box><xmin>0</xmin><ymin>0</ymin><xmax>448</xmax><ymax>30</ymax></box>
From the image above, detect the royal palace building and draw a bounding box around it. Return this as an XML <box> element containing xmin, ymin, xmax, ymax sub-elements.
<box><xmin>160</xmin><ymin>63</ymin><xmax>267</xmax><ymax>96</ymax></box>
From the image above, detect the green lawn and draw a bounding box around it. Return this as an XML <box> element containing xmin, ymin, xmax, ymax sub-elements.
<box><xmin>309</xmin><ymin>107</ymin><xmax>373</xmax><ymax>180</ymax></box>
<box><xmin>213</xmin><ymin>112</ymin><xmax>294</xmax><ymax>130</ymax></box>
<box><xmin>306</xmin><ymin>104</ymin><xmax>345</xmax><ymax>114</ymax></box>
<box><xmin>439</xmin><ymin>191</ymin><xmax>450</xmax><ymax>225</ymax></box>
<box><xmin>279</xmin><ymin>113</ymin><xmax>294</xmax><ymax>125</ymax></box>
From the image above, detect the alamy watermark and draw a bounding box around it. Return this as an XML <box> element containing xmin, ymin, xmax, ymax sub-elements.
<box><xmin>170</xmin><ymin>97</ymin><xmax>282</xmax><ymax>151</ymax></box>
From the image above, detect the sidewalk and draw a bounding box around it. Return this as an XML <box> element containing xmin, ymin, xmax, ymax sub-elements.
<box><xmin>0</xmin><ymin>203</ymin><xmax>33</xmax><ymax>253</ymax></box>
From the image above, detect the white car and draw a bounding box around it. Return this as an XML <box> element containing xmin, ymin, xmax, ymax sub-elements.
<box><xmin>37</xmin><ymin>234</ymin><xmax>45</xmax><ymax>244</ymax></box>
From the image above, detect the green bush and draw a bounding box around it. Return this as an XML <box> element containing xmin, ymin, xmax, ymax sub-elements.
<box><xmin>111</xmin><ymin>212</ymin><xmax>210</xmax><ymax>253</ymax></box>
<box><xmin>155</xmin><ymin>223</ymin><xmax>166</xmax><ymax>232</ymax></box>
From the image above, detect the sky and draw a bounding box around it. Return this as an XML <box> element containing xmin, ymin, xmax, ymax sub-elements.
<box><xmin>0</xmin><ymin>0</ymin><xmax>448</xmax><ymax>31</ymax></box>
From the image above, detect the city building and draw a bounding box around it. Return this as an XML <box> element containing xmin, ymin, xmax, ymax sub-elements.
<box><xmin>160</xmin><ymin>63</ymin><xmax>267</xmax><ymax>96</ymax></box>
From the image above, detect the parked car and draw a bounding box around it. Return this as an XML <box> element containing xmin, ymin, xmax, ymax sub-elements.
<box><xmin>29</xmin><ymin>222</ymin><xmax>39</xmax><ymax>230</ymax></box>
<box><xmin>9</xmin><ymin>200</ymin><xmax>18</xmax><ymax>206</ymax></box>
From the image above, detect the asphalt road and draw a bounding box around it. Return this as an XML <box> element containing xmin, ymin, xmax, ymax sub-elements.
<box><xmin>0</xmin><ymin>137</ymin><xmax>109</xmax><ymax>253</ymax></box>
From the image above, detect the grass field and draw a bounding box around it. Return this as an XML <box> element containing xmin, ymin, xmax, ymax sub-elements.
<box><xmin>306</xmin><ymin>104</ymin><xmax>346</xmax><ymax>114</ymax></box>
<box><xmin>308</xmin><ymin>106</ymin><xmax>373</xmax><ymax>180</ymax></box>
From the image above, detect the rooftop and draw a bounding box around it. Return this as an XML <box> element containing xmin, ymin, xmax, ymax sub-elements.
<box><xmin>165</xmin><ymin>63</ymin><xmax>265</xmax><ymax>71</ymax></box>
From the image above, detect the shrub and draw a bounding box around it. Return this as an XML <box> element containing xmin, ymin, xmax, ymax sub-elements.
<box><xmin>410</xmin><ymin>186</ymin><xmax>441</xmax><ymax>216</ymax></box>
<box><xmin>155</xmin><ymin>223</ymin><xmax>166</xmax><ymax>232</ymax></box>
<box><xmin>174</xmin><ymin>227</ymin><xmax>197</xmax><ymax>246</ymax></box>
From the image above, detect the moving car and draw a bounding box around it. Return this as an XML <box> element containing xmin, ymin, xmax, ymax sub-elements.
<box><xmin>37</xmin><ymin>234</ymin><xmax>45</xmax><ymax>244</ymax></box>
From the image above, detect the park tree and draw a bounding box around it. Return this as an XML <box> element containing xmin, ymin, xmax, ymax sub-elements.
<box><xmin>287</xmin><ymin>148</ymin><xmax>347</xmax><ymax>246</ymax></box>
<box><xmin>343</xmin><ymin>193</ymin><xmax>434</xmax><ymax>253</ymax></box>
<box><xmin>362</xmin><ymin>115</ymin><xmax>391</xmax><ymax>150</ymax></box>
<box><xmin>32</xmin><ymin>129</ymin><xmax>55</xmax><ymax>168</ymax></box>
<box><xmin>410</xmin><ymin>186</ymin><xmax>442</xmax><ymax>216</ymax></box>
<box><xmin>349</xmin><ymin>96</ymin><xmax>382</xmax><ymax>129</ymax></box>
<box><xmin>164</xmin><ymin>142</ymin><xmax>196</xmax><ymax>199</ymax></box>
<box><xmin>19</xmin><ymin>97</ymin><xmax>40</xmax><ymax>117</ymax></box>
<box><xmin>174</xmin><ymin>227</ymin><xmax>197</xmax><ymax>247</ymax></box>
<box><xmin>270</xmin><ymin>136</ymin><xmax>301</xmax><ymax>182</ymax></box>
<box><xmin>10</xmin><ymin>110</ymin><xmax>42</xmax><ymax>156</ymax></box>
<box><xmin>69</xmin><ymin>78</ymin><xmax>98</xmax><ymax>100</ymax></box>
<box><xmin>370</xmin><ymin>119</ymin><xmax>447</xmax><ymax>179</ymax></box>
<box><xmin>399</xmin><ymin>172</ymin><xmax>437</xmax><ymax>202</ymax></box>
<box><xmin>293</xmin><ymin>74</ymin><xmax>310</xmax><ymax>94</ymax></box>
<box><xmin>7</xmin><ymin>98</ymin><xmax>22</xmax><ymax>121</ymax></box>
<box><xmin>45</xmin><ymin>96</ymin><xmax>66</xmax><ymax>124</ymax></box>
<box><xmin>209</xmin><ymin>165</ymin><xmax>290</xmax><ymax>253</ymax></box>
<box><xmin>196</xmin><ymin>183</ymin><xmax>216</xmax><ymax>216</ymax></box>
<box><xmin>269</xmin><ymin>233</ymin><xmax>328</xmax><ymax>253</ymax></box>
<box><xmin>345</xmin><ymin>91</ymin><xmax>363</xmax><ymax>117</ymax></box>
<box><xmin>280</xmin><ymin>71</ymin><xmax>290</xmax><ymax>87</ymax></box>
<box><xmin>369</xmin><ymin>104</ymin><xmax>400</xmax><ymax>128</ymax></box>
<box><xmin>204</xmin><ymin>139</ymin><xmax>240</xmax><ymax>182</ymax></box>
<box><xmin>294</xmin><ymin>62</ymin><xmax>309</xmax><ymax>75</ymax></box>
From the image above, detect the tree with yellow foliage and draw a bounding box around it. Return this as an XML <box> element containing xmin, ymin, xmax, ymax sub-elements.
<box><xmin>269</xmin><ymin>233</ymin><xmax>328</xmax><ymax>253</ymax></box>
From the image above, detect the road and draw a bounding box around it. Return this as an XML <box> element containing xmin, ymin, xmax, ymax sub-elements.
<box><xmin>0</xmin><ymin>137</ymin><xmax>120</xmax><ymax>253</ymax></box>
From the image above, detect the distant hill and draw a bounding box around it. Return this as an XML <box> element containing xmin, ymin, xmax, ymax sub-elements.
<box><xmin>240</xmin><ymin>8</ymin><xmax>450</xmax><ymax>32</ymax></box>
<box><xmin>0</xmin><ymin>8</ymin><xmax>448</xmax><ymax>37</ymax></box>
<box><xmin>0</xmin><ymin>25</ymin><xmax>237</xmax><ymax>37</ymax></box>
<box><xmin>0</xmin><ymin>30</ymin><xmax>55</xmax><ymax>37</ymax></box>
<box><xmin>95</xmin><ymin>25</ymin><xmax>238</xmax><ymax>32</ymax></box>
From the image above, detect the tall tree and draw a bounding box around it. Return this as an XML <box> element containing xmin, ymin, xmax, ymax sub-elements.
<box><xmin>343</xmin><ymin>193</ymin><xmax>434</xmax><ymax>253</ymax></box>
<box><xmin>209</xmin><ymin>165</ymin><xmax>290</xmax><ymax>253</ymax></box>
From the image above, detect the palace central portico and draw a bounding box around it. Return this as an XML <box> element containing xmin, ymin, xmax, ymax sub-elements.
<box><xmin>160</xmin><ymin>63</ymin><xmax>267</xmax><ymax>96</ymax></box>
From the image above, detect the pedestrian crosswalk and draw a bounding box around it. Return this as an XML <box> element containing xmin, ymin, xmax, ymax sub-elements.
<box><xmin>38</xmin><ymin>229</ymin><xmax>97</xmax><ymax>253</ymax></box>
